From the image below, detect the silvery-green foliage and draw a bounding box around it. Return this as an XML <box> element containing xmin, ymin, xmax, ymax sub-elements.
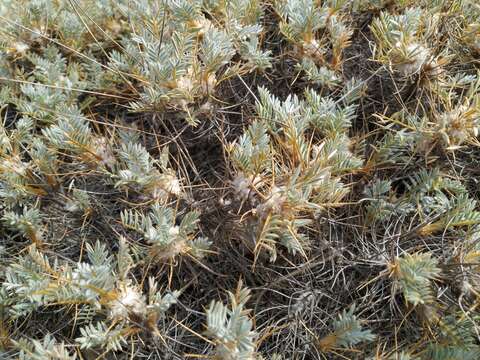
<box><xmin>65</xmin><ymin>188</ymin><xmax>91</xmax><ymax>214</ymax></box>
<box><xmin>330</xmin><ymin>306</ymin><xmax>376</xmax><ymax>348</ymax></box>
<box><xmin>2</xmin><ymin>206</ymin><xmax>43</xmax><ymax>241</ymax></box>
<box><xmin>147</xmin><ymin>276</ymin><xmax>180</xmax><ymax>320</ymax></box>
<box><xmin>111</xmin><ymin>0</ymin><xmax>270</xmax><ymax>119</ymax></box>
<box><xmin>2</xmin><ymin>239</ymin><xmax>181</xmax><ymax>351</ymax></box>
<box><xmin>0</xmin><ymin>125</ymin><xmax>36</xmax><ymax>206</ymax></box>
<box><xmin>370</xmin><ymin>7</ymin><xmax>443</xmax><ymax>77</ymax></box>
<box><xmin>76</xmin><ymin>322</ymin><xmax>126</xmax><ymax>352</ymax></box>
<box><xmin>229</xmin><ymin>86</ymin><xmax>362</xmax><ymax>260</ymax></box>
<box><xmin>204</xmin><ymin>0</ymin><xmax>272</xmax><ymax>71</ymax></box>
<box><xmin>363</xmin><ymin>179</ymin><xmax>414</xmax><ymax>223</ymax></box>
<box><xmin>13</xmin><ymin>334</ymin><xmax>77</xmax><ymax>360</ymax></box>
<box><xmin>42</xmin><ymin>107</ymin><xmax>92</xmax><ymax>153</ymax></box>
<box><xmin>2</xmin><ymin>242</ymin><xmax>116</xmax><ymax>318</ymax></box>
<box><xmin>295</xmin><ymin>58</ymin><xmax>341</xmax><ymax>88</ymax></box>
<box><xmin>114</xmin><ymin>141</ymin><xmax>180</xmax><ymax>198</ymax></box>
<box><xmin>206</xmin><ymin>284</ymin><xmax>258</xmax><ymax>360</ymax></box>
<box><xmin>121</xmin><ymin>203</ymin><xmax>211</xmax><ymax>259</ymax></box>
<box><xmin>274</xmin><ymin>0</ymin><xmax>352</xmax><ymax>74</ymax></box>
<box><xmin>391</xmin><ymin>252</ymin><xmax>441</xmax><ymax>305</ymax></box>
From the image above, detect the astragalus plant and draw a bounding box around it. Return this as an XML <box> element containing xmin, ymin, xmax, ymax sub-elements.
<box><xmin>0</xmin><ymin>0</ymin><xmax>271</xmax><ymax>126</ymax></box>
<box><xmin>205</xmin><ymin>282</ymin><xmax>258</xmax><ymax>360</ymax></box>
<box><xmin>106</xmin><ymin>0</ymin><xmax>271</xmax><ymax>124</ymax></box>
<box><xmin>274</xmin><ymin>0</ymin><xmax>353</xmax><ymax>87</ymax></box>
<box><xmin>3</xmin><ymin>0</ymin><xmax>480</xmax><ymax>359</ymax></box>
<box><xmin>370</xmin><ymin>7</ymin><xmax>444</xmax><ymax>78</ymax></box>
<box><xmin>2</xmin><ymin>240</ymin><xmax>180</xmax><ymax>352</ymax></box>
<box><xmin>228</xmin><ymin>86</ymin><xmax>362</xmax><ymax>262</ymax></box>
